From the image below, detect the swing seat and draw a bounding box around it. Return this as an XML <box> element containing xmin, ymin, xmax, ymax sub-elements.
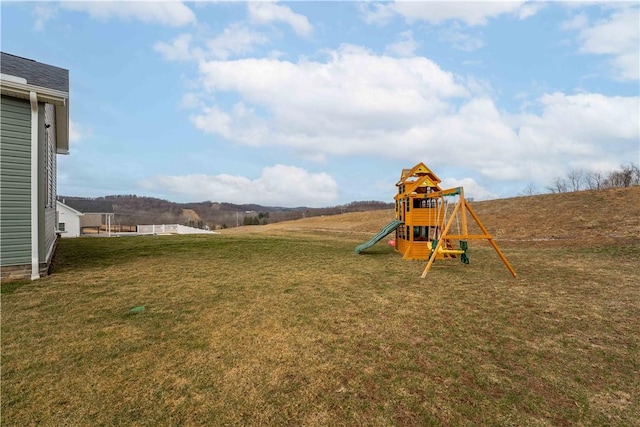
<box><xmin>427</xmin><ymin>241</ymin><xmax>465</xmax><ymax>255</ymax></box>
<box><xmin>437</xmin><ymin>248</ymin><xmax>466</xmax><ymax>255</ymax></box>
<box><xmin>429</xmin><ymin>242</ymin><xmax>466</xmax><ymax>255</ymax></box>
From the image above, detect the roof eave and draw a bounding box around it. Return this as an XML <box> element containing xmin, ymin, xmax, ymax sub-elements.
<box><xmin>1</xmin><ymin>78</ymin><xmax>70</xmax><ymax>155</ymax></box>
<box><xmin>55</xmin><ymin>101</ymin><xmax>69</xmax><ymax>154</ymax></box>
<box><xmin>56</xmin><ymin>201</ymin><xmax>84</xmax><ymax>216</ymax></box>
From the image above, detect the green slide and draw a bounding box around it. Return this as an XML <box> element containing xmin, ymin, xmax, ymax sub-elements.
<box><xmin>355</xmin><ymin>220</ymin><xmax>404</xmax><ymax>254</ymax></box>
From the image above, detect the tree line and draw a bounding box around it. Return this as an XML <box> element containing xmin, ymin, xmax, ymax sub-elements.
<box><xmin>521</xmin><ymin>163</ymin><xmax>640</xmax><ymax>195</ymax></box>
<box><xmin>71</xmin><ymin>195</ymin><xmax>394</xmax><ymax>230</ymax></box>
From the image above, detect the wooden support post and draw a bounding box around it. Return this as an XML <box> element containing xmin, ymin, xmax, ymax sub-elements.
<box><xmin>459</xmin><ymin>189</ymin><xmax>469</xmax><ymax>237</ymax></box>
<box><xmin>421</xmin><ymin>200</ymin><xmax>461</xmax><ymax>278</ymax></box>
<box><xmin>421</xmin><ymin>242</ymin><xmax>440</xmax><ymax>278</ymax></box>
<box><xmin>464</xmin><ymin>200</ymin><xmax>517</xmax><ymax>278</ymax></box>
<box><xmin>421</xmin><ymin>194</ymin><xmax>517</xmax><ymax>279</ymax></box>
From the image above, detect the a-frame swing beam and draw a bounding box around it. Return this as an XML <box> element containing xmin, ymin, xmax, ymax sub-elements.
<box><xmin>421</xmin><ymin>194</ymin><xmax>517</xmax><ymax>279</ymax></box>
<box><xmin>464</xmin><ymin>200</ymin><xmax>517</xmax><ymax>278</ymax></box>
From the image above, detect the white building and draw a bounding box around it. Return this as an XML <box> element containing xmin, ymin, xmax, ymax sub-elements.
<box><xmin>56</xmin><ymin>201</ymin><xmax>83</xmax><ymax>238</ymax></box>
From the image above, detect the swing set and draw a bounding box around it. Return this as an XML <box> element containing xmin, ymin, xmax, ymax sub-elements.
<box><xmin>420</xmin><ymin>187</ymin><xmax>516</xmax><ymax>278</ymax></box>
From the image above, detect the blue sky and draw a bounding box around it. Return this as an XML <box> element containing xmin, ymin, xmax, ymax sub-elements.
<box><xmin>2</xmin><ymin>1</ymin><xmax>638</xmax><ymax>207</ymax></box>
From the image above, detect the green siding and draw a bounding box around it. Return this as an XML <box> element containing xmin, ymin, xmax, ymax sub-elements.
<box><xmin>44</xmin><ymin>209</ymin><xmax>57</xmax><ymax>262</ymax></box>
<box><xmin>1</xmin><ymin>95</ymin><xmax>32</xmax><ymax>266</ymax></box>
<box><xmin>41</xmin><ymin>104</ymin><xmax>58</xmax><ymax>262</ymax></box>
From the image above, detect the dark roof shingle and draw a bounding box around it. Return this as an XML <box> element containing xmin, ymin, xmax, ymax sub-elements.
<box><xmin>59</xmin><ymin>198</ymin><xmax>114</xmax><ymax>214</ymax></box>
<box><xmin>1</xmin><ymin>52</ymin><xmax>69</xmax><ymax>93</ymax></box>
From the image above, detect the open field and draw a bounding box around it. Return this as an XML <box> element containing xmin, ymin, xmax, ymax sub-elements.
<box><xmin>229</xmin><ymin>186</ymin><xmax>640</xmax><ymax>246</ymax></box>
<box><xmin>2</xmin><ymin>187</ymin><xmax>639</xmax><ymax>425</ymax></box>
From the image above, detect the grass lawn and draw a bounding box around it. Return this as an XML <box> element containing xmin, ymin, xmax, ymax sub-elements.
<box><xmin>2</xmin><ymin>232</ymin><xmax>639</xmax><ymax>426</ymax></box>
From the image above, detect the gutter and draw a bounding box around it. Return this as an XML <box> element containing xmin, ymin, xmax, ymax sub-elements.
<box><xmin>30</xmin><ymin>91</ymin><xmax>40</xmax><ymax>280</ymax></box>
<box><xmin>1</xmin><ymin>77</ymin><xmax>69</xmax><ymax>154</ymax></box>
<box><xmin>1</xmin><ymin>78</ymin><xmax>68</xmax><ymax>106</ymax></box>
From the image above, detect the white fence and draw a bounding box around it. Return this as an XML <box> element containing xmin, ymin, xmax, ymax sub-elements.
<box><xmin>137</xmin><ymin>224</ymin><xmax>215</xmax><ymax>235</ymax></box>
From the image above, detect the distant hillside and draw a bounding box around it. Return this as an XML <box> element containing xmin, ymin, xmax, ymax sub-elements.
<box><xmin>58</xmin><ymin>187</ymin><xmax>640</xmax><ymax>242</ymax></box>
<box><xmin>230</xmin><ymin>186</ymin><xmax>640</xmax><ymax>246</ymax></box>
<box><xmin>469</xmin><ymin>186</ymin><xmax>640</xmax><ymax>244</ymax></box>
<box><xmin>57</xmin><ymin>195</ymin><xmax>393</xmax><ymax>229</ymax></box>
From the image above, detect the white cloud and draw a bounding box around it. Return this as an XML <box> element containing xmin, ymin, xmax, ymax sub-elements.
<box><xmin>190</xmin><ymin>103</ymin><xmax>269</xmax><ymax>146</ymax></box>
<box><xmin>479</xmin><ymin>93</ymin><xmax>640</xmax><ymax>182</ymax></box>
<box><xmin>424</xmin><ymin>93</ymin><xmax>639</xmax><ymax>182</ymax></box>
<box><xmin>154</xmin><ymin>34</ymin><xmax>198</xmax><ymax>61</ymax></box>
<box><xmin>29</xmin><ymin>0</ymin><xmax>635</xmax><ymax>205</ymax></box>
<box><xmin>68</xmin><ymin>119</ymin><xmax>88</xmax><ymax>144</ymax></box>
<box><xmin>362</xmin><ymin>1</ymin><xmax>540</xmax><ymax>26</ymax></box>
<box><xmin>151</xmin><ymin>0</ymin><xmax>313</xmax><ymax>75</ymax></box>
<box><xmin>497</xmin><ymin>92</ymin><xmax>640</xmax><ymax>180</ymax></box>
<box><xmin>362</xmin><ymin>1</ymin><xmax>534</xmax><ymax>52</ymax></box>
<box><xmin>206</xmin><ymin>23</ymin><xmax>270</xmax><ymax>60</ymax></box>
<box><xmin>517</xmin><ymin>2</ymin><xmax>547</xmax><ymax>20</ymax></box>
<box><xmin>359</xmin><ymin>2</ymin><xmax>397</xmax><ymax>25</ymax></box>
<box><xmin>523</xmin><ymin>92</ymin><xmax>639</xmax><ymax>142</ymax></box>
<box><xmin>187</xmin><ymin>45</ymin><xmax>638</xmax><ymax>188</ymax></box>
<box><xmin>181</xmin><ymin>92</ymin><xmax>204</xmax><ymax>109</ymax></box>
<box><xmin>247</xmin><ymin>2</ymin><xmax>313</xmax><ymax>37</ymax></box>
<box><xmin>561</xmin><ymin>12</ymin><xmax>588</xmax><ymax>31</ymax></box>
<box><xmin>438</xmin><ymin>24</ymin><xmax>485</xmax><ymax>52</ymax></box>
<box><xmin>154</xmin><ymin>24</ymin><xmax>269</xmax><ymax>63</ymax></box>
<box><xmin>565</xmin><ymin>5</ymin><xmax>639</xmax><ymax>81</ymax></box>
<box><xmin>138</xmin><ymin>165</ymin><xmax>338</xmax><ymax>207</ymax></box>
<box><xmin>190</xmin><ymin>105</ymin><xmax>232</xmax><ymax>138</ymax></box>
<box><xmin>385</xmin><ymin>30</ymin><xmax>419</xmax><ymax>57</ymax></box>
<box><xmin>198</xmin><ymin>44</ymin><xmax>467</xmax><ymax>109</ymax></box>
<box><xmin>440</xmin><ymin>177</ymin><xmax>498</xmax><ymax>201</ymax></box>
<box><xmin>60</xmin><ymin>1</ymin><xmax>196</xmax><ymax>27</ymax></box>
<box><xmin>193</xmin><ymin>44</ymin><xmax>468</xmax><ymax>154</ymax></box>
<box><xmin>33</xmin><ymin>5</ymin><xmax>57</xmax><ymax>31</ymax></box>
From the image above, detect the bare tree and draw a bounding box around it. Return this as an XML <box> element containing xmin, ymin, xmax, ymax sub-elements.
<box><xmin>617</xmin><ymin>164</ymin><xmax>637</xmax><ymax>187</ymax></box>
<box><xmin>566</xmin><ymin>169</ymin><xmax>585</xmax><ymax>191</ymax></box>
<box><xmin>622</xmin><ymin>165</ymin><xmax>634</xmax><ymax>187</ymax></box>
<box><xmin>631</xmin><ymin>163</ymin><xmax>640</xmax><ymax>185</ymax></box>
<box><xmin>605</xmin><ymin>166</ymin><xmax>634</xmax><ymax>188</ymax></box>
<box><xmin>519</xmin><ymin>182</ymin><xmax>538</xmax><ymax>196</ymax></box>
<box><xmin>546</xmin><ymin>176</ymin><xmax>568</xmax><ymax>193</ymax></box>
<box><xmin>557</xmin><ymin>163</ymin><xmax>639</xmax><ymax>193</ymax></box>
<box><xmin>585</xmin><ymin>170</ymin><xmax>605</xmax><ymax>190</ymax></box>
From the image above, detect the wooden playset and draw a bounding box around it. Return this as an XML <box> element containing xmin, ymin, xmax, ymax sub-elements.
<box><xmin>356</xmin><ymin>162</ymin><xmax>516</xmax><ymax>278</ymax></box>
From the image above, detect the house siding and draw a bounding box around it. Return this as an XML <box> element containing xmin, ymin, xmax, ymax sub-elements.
<box><xmin>40</xmin><ymin>103</ymin><xmax>57</xmax><ymax>264</ymax></box>
<box><xmin>0</xmin><ymin>95</ymin><xmax>32</xmax><ymax>266</ymax></box>
<box><xmin>44</xmin><ymin>104</ymin><xmax>56</xmax><ymax>206</ymax></box>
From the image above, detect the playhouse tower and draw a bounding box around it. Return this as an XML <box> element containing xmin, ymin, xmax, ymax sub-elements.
<box><xmin>394</xmin><ymin>162</ymin><xmax>451</xmax><ymax>260</ymax></box>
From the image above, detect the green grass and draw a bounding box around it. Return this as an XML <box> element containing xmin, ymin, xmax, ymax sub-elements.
<box><xmin>2</xmin><ymin>233</ymin><xmax>639</xmax><ymax>426</ymax></box>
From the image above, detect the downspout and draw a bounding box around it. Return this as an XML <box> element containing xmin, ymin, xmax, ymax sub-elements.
<box><xmin>30</xmin><ymin>91</ymin><xmax>40</xmax><ymax>280</ymax></box>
